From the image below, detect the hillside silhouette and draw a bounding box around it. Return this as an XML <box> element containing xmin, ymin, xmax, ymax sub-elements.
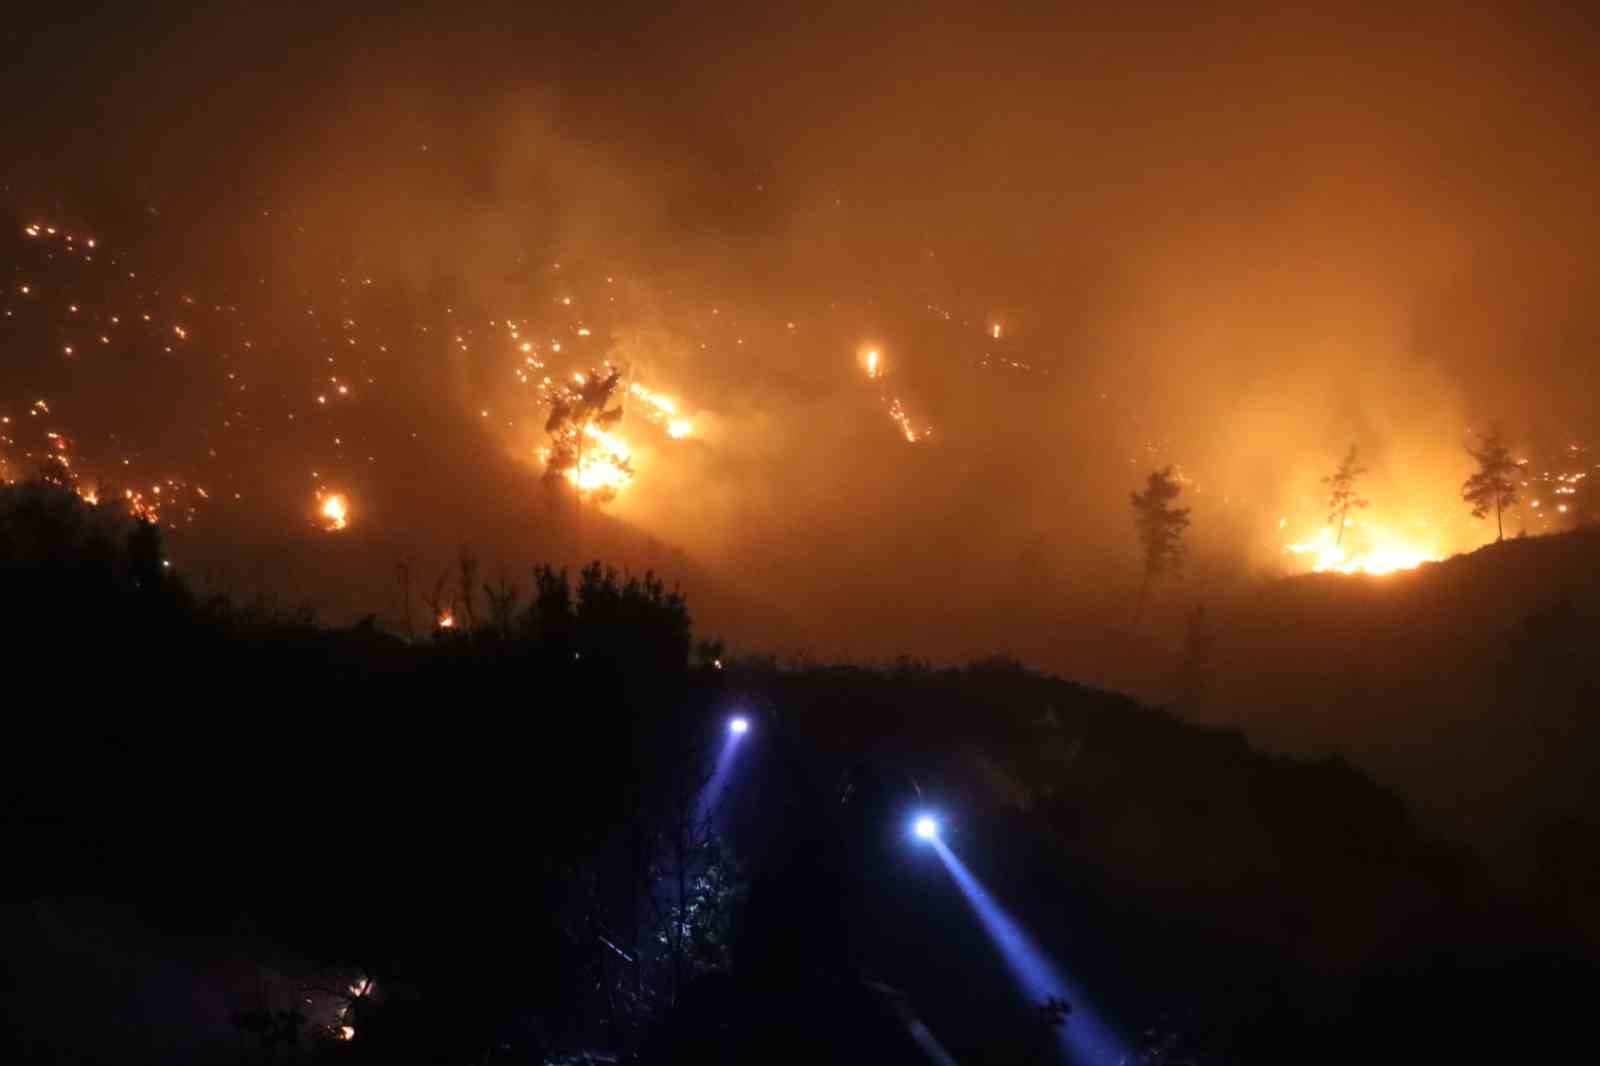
<box><xmin>1151</xmin><ymin>528</ymin><xmax>1600</xmax><ymax>944</ymax></box>
<box><xmin>5</xmin><ymin>478</ymin><xmax>1596</xmax><ymax>1064</ymax></box>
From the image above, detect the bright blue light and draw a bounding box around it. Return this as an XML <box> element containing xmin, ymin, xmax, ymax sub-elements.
<box><xmin>913</xmin><ymin>814</ymin><xmax>940</xmax><ymax>840</ymax></box>
<box><xmin>697</xmin><ymin>720</ymin><xmax>750</xmax><ymax>823</ymax></box>
<box><xmin>932</xmin><ymin>837</ymin><xmax>1126</xmax><ymax>1065</ymax></box>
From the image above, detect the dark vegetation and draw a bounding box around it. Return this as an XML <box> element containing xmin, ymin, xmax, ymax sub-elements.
<box><xmin>3</xmin><ymin>479</ymin><xmax>1597</xmax><ymax>1064</ymax></box>
<box><xmin>1184</xmin><ymin>526</ymin><xmax>1600</xmax><ymax>941</ymax></box>
<box><xmin>1322</xmin><ymin>445</ymin><xmax>1368</xmax><ymax>546</ymax></box>
<box><xmin>1462</xmin><ymin>426</ymin><xmax>1522</xmax><ymax>543</ymax></box>
<box><xmin>1129</xmin><ymin>467</ymin><xmax>1190</xmax><ymax>627</ymax></box>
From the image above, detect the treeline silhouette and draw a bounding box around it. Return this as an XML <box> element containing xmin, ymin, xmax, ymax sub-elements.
<box><xmin>3</xmin><ymin>478</ymin><xmax>1596</xmax><ymax>1065</ymax></box>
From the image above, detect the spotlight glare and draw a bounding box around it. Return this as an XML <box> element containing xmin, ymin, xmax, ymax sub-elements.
<box><xmin>728</xmin><ymin>716</ymin><xmax>750</xmax><ymax>735</ymax></box>
<box><xmin>913</xmin><ymin>814</ymin><xmax>939</xmax><ymax>841</ymax></box>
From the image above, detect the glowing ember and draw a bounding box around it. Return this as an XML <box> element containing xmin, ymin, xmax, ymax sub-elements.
<box><xmin>319</xmin><ymin>493</ymin><xmax>349</xmax><ymax>531</ymax></box>
<box><xmin>437</xmin><ymin>611</ymin><xmax>456</xmax><ymax>629</ymax></box>
<box><xmin>886</xmin><ymin>396</ymin><xmax>923</xmax><ymax>443</ymax></box>
<box><xmin>864</xmin><ymin>348</ymin><xmax>882</xmax><ymax>379</ymax></box>
<box><xmin>338</xmin><ymin>1026</ymin><xmax>355</xmax><ymax>1041</ymax></box>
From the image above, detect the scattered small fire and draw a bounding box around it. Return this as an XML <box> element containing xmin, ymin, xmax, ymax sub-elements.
<box><xmin>859</xmin><ymin>344</ymin><xmax>931</xmax><ymax>443</ymax></box>
<box><xmin>318</xmin><ymin>493</ymin><xmax>349</xmax><ymax>531</ymax></box>
<box><xmin>886</xmin><ymin>396</ymin><xmax>922</xmax><ymax>443</ymax></box>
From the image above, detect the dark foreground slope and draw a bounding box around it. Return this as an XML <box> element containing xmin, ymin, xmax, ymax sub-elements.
<box><xmin>1176</xmin><ymin>528</ymin><xmax>1599</xmax><ymax>943</ymax></box>
<box><xmin>3</xmin><ymin>483</ymin><xmax>1595</xmax><ymax>1064</ymax></box>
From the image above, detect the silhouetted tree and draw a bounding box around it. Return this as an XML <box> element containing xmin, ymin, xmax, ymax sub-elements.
<box><xmin>527</xmin><ymin>563</ymin><xmax>575</xmax><ymax>650</ymax></box>
<box><xmin>1131</xmin><ymin>467</ymin><xmax>1191</xmax><ymax>624</ymax></box>
<box><xmin>456</xmin><ymin>546</ymin><xmax>480</xmax><ymax>629</ymax></box>
<box><xmin>421</xmin><ymin>570</ymin><xmax>454</xmax><ymax>633</ymax></box>
<box><xmin>483</xmin><ymin>568</ymin><xmax>521</xmax><ymax>638</ymax></box>
<box><xmin>517</xmin><ymin>562</ymin><xmax>691</xmax><ymax>673</ymax></box>
<box><xmin>1173</xmin><ymin>604</ymin><xmax>1215</xmax><ymax>709</ymax></box>
<box><xmin>1462</xmin><ymin>427</ymin><xmax>1521</xmax><ymax>542</ymax></box>
<box><xmin>574</xmin><ymin>561</ymin><xmax>692</xmax><ymax>673</ymax></box>
<box><xmin>567</xmin><ymin>737</ymin><xmax>743</xmax><ymax>1055</ymax></box>
<box><xmin>1323</xmin><ymin>445</ymin><xmax>1369</xmax><ymax>546</ymax></box>
<box><xmin>694</xmin><ymin>637</ymin><xmax>726</xmax><ymax>670</ymax></box>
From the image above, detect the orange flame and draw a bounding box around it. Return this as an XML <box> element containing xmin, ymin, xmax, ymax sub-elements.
<box><xmin>319</xmin><ymin>493</ymin><xmax>349</xmax><ymax>531</ymax></box>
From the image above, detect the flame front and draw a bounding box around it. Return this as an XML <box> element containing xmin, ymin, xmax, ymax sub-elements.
<box><xmin>319</xmin><ymin>493</ymin><xmax>349</xmax><ymax>531</ymax></box>
<box><xmin>1283</xmin><ymin>523</ymin><xmax>1437</xmax><ymax>576</ymax></box>
<box><xmin>566</xmin><ymin>424</ymin><xmax>634</xmax><ymax>495</ymax></box>
<box><xmin>627</xmin><ymin>383</ymin><xmax>693</xmax><ymax>439</ymax></box>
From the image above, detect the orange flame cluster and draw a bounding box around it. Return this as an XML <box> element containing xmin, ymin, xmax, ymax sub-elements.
<box><xmin>859</xmin><ymin>344</ymin><xmax>930</xmax><ymax>443</ymax></box>
<box><xmin>628</xmin><ymin>383</ymin><xmax>693</xmax><ymax>439</ymax></box>
<box><xmin>318</xmin><ymin>492</ymin><xmax>349</xmax><ymax>531</ymax></box>
<box><xmin>1282</xmin><ymin>520</ymin><xmax>1438</xmax><ymax>576</ymax></box>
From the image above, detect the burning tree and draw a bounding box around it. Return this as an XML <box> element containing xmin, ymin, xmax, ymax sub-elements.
<box><xmin>1323</xmin><ymin>445</ymin><xmax>1369</xmax><ymax>546</ymax></box>
<box><xmin>1462</xmin><ymin>427</ymin><xmax>1521</xmax><ymax>542</ymax></box>
<box><xmin>1130</xmin><ymin>466</ymin><xmax>1191</xmax><ymax>624</ymax></box>
<box><xmin>542</xmin><ymin>368</ymin><xmax>631</xmax><ymax>505</ymax></box>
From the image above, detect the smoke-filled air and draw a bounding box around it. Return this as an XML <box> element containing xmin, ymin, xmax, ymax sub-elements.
<box><xmin>7</xmin><ymin>5</ymin><xmax>1597</xmax><ymax>665</ymax></box>
<box><xmin>7</xmin><ymin>6</ymin><xmax>1600</xmax><ymax>1064</ymax></box>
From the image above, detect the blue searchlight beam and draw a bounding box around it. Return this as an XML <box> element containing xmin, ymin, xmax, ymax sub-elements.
<box><xmin>929</xmin><ymin>836</ymin><xmax>1126</xmax><ymax>1065</ymax></box>
<box><xmin>696</xmin><ymin>715</ymin><xmax>751</xmax><ymax>822</ymax></box>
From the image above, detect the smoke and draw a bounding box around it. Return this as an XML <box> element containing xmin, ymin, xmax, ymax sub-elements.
<box><xmin>7</xmin><ymin>3</ymin><xmax>1600</xmax><ymax>658</ymax></box>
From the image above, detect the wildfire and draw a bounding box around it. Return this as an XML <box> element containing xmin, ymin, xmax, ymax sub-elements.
<box><xmin>628</xmin><ymin>382</ymin><xmax>694</xmax><ymax>439</ymax></box>
<box><xmin>859</xmin><ymin>344</ymin><xmax>931</xmax><ymax>443</ymax></box>
<box><xmin>1283</xmin><ymin>523</ymin><xmax>1437</xmax><ymax>576</ymax></box>
<box><xmin>319</xmin><ymin>493</ymin><xmax>349</xmax><ymax>531</ymax></box>
<box><xmin>886</xmin><ymin>396</ymin><xmax>922</xmax><ymax>443</ymax></box>
<box><xmin>437</xmin><ymin>610</ymin><xmax>456</xmax><ymax>629</ymax></box>
<box><xmin>567</xmin><ymin>424</ymin><xmax>634</xmax><ymax>494</ymax></box>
